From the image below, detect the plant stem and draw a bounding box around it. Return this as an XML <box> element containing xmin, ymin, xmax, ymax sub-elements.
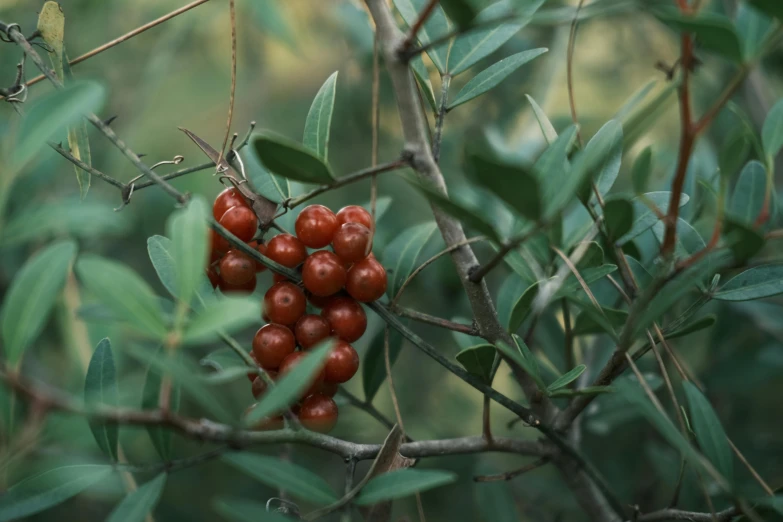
<box><xmin>432</xmin><ymin>74</ymin><xmax>450</xmax><ymax>162</ymax></box>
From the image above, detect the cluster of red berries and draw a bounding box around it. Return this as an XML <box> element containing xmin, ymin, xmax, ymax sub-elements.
<box><xmin>206</xmin><ymin>187</ymin><xmax>388</xmax><ymax>433</ymax></box>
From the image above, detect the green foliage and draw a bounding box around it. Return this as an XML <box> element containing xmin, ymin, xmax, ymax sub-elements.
<box><xmin>166</xmin><ymin>196</ymin><xmax>210</xmax><ymax>307</ymax></box>
<box><xmin>105</xmin><ymin>473</ymin><xmax>167</xmax><ymax>522</ymax></box>
<box><xmin>384</xmin><ymin>222</ymin><xmax>440</xmax><ymax>298</ymax></box>
<box><xmin>749</xmin><ymin>0</ymin><xmax>783</xmax><ymax>21</ymax></box>
<box><xmin>303</xmin><ymin>71</ymin><xmax>338</xmax><ymax>160</ymax></box>
<box><xmin>394</xmin><ymin>0</ymin><xmax>450</xmax><ymax>72</ymax></box>
<box><xmin>546</xmin><ymin>364</ymin><xmax>586</xmax><ymax>393</ymax></box>
<box><xmin>0</xmin><ymin>240</ymin><xmax>77</xmax><ymax>366</ymax></box>
<box><xmin>456</xmin><ymin>344</ymin><xmax>496</xmax><ymax>382</ymax></box>
<box><xmin>84</xmin><ymin>338</ymin><xmax>119</xmax><ymax>461</ymax></box>
<box><xmin>729</xmin><ymin>161</ymin><xmax>767</xmax><ymax>225</ymax></box>
<box><xmin>141</xmin><ymin>347</ymin><xmax>180</xmax><ymax>461</ymax></box>
<box><xmin>683</xmin><ymin>382</ymin><xmax>733</xmax><ymax>484</ymax></box>
<box><xmin>713</xmin><ymin>265</ymin><xmax>783</xmax><ymax>301</ymax></box>
<box><xmin>495</xmin><ymin>337</ymin><xmax>545</xmax><ymax>390</ymax></box>
<box><xmin>652</xmin><ymin>7</ymin><xmax>744</xmax><ymax>63</ymax></box>
<box><xmin>252</xmin><ymin>132</ymin><xmax>334</xmax><ymax>183</ymax></box>
<box><xmin>762</xmin><ymin>98</ymin><xmax>783</xmax><ymax>159</ymax></box>
<box><xmin>183</xmin><ymin>297</ymin><xmax>261</xmax><ymax>345</ymax></box>
<box><xmin>363</xmin><ymin>327</ymin><xmax>404</xmax><ymax>401</ymax></box>
<box><xmin>467</xmin><ymin>152</ymin><xmax>541</xmax><ymax>221</ymax></box>
<box><xmin>212</xmin><ymin>498</ymin><xmax>295</xmax><ymax>522</ymax></box>
<box><xmin>354</xmin><ymin>469</ymin><xmax>457</xmax><ymax>505</ymax></box>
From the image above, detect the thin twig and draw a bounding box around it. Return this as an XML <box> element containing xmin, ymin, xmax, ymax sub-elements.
<box><xmin>392</xmin><ymin>306</ymin><xmax>478</xmax><ymax>335</ymax></box>
<box><xmin>469</xmin><ymin>226</ymin><xmax>541</xmax><ymax>282</ymax></box>
<box><xmin>384</xmin><ymin>326</ymin><xmax>406</xmax><ymax>433</ymax></box>
<box><xmin>566</xmin><ymin>0</ymin><xmax>587</xmax><ymax>146</ymax></box>
<box><xmin>399</xmin><ymin>0</ymin><xmax>441</xmax><ymax>55</ymax></box>
<box><xmin>216</xmin><ymin>0</ymin><xmax>237</xmax><ymax>169</ymax></box>
<box><xmin>474</xmin><ymin>457</ymin><xmax>550</xmax><ymax>482</ymax></box>
<box><xmin>432</xmin><ymin>74</ymin><xmax>450</xmax><ymax>162</ymax></box>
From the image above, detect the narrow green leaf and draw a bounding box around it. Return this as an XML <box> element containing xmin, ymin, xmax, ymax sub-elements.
<box><xmin>1</xmin><ymin>240</ymin><xmax>77</xmax><ymax>366</ymax></box>
<box><xmin>363</xmin><ymin>327</ymin><xmax>404</xmax><ymax>401</ymax></box>
<box><xmin>663</xmin><ymin>314</ymin><xmax>716</xmax><ymax>340</ymax></box>
<box><xmin>0</xmin><ymin>465</ymin><xmax>113</xmax><ymax>522</ymax></box>
<box><xmin>625</xmin><ymin>255</ymin><xmax>652</xmax><ymax>289</ymax></box>
<box><xmin>384</xmin><ymin>222</ymin><xmax>440</xmax><ymax>298</ymax></box>
<box><xmin>105</xmin><ymin>473</ymin><xmax>166</xmax><ymax>522</ymax></box>
<box><xmin>0</xmin><ymin>199</ymin><xmax>130</xmax><ymax>247</ymax></box>
<box><xmin>147</xmin><ymin>235</ymin><xmax>215</xmax><ymax>311</ymax></box>
<box><xmin>574</xmin><ymin>241</ymin><xmax>604</xmax><ymax>269</ymax></box>
<box><xmin>245</xmin><ymin>341</ymin><xmax>333</xmax><ymax>425</ymax></box>
<box><xmin>13</xmin><ymin>81</ymin><xmax>105</xmax><ymax>172</ymax></box>
<box><xmin>632</xmin><ymin>147</ymin><xmax>653</xmax><ymax>194</ymax></box>
<box><xmin>549</xmin><ymin>386</ymin><xmax>613</xmax><ymax>398</ymax></box>
<box><xmin>572</xmin><ymin>305</ymin><xmax>628</xmax><ymax>336</ymax></box>
<box><xmin>467</xmin><ymin>153</ymin><xmax>541</xmax><ymax>221</ymax></box>
<box><xmin>618</xmin><ymin>192</ymin><xmax>690</xmax><ymax>244</ymax></box>
<box><xmin>241</xmin><ymin>147</ymin><xmax>290</xmax><ymax>204</ymax></box>
<box><xmin>222</xmin><ymin>453</ymin><xmax>338</xmax><ymax>505</ymax></box>
<box><xmin>448</xmin><ymin>2</ymin><xmax>530</xmax><ymax>75</ymax></box>
<box><xmin>303</xmin><ymin>71</ymin><xmax>338</xmax><ymax>160</ymax></box>
<box><xmin>603</xmin><ymin>198</ymin><xmax>634</xmax><ymax>241</ymax></box>
<box><xmin>723</xmin><ymin>218</ymin><xmax>765</xmax><ymax>262</ymax></box>
<box><xmin>495</xmin><ymin>339</ymin><xmax>545</xmax><ymax>390</ymax></box>
<box><xmin>762</xmin><ymin>98</ymin><xmax>783</xmax><ymax>159</ymax></box>
<box><xmin>448</xmin><ymin>49</ymin><xmax>548</xmax><ymax>109</ymax></box>
<box><xmin>440</xmin><ymin>0</ymin><xmax>478</xmax><ymax>29</ymax></box>
<box><xmin>411</xmin><ymin>56</ymin><xmax>437</xmax><ymax>114</ymax></box>
<box><xmin>130</xmin><ymin>346</ymin><xmax>229</xmax><ymax>423</ymax></box>
<box><xmin>651</xmin><ymin>218</ymin><xmax>706</xmax><ymax>259</ymax></box>
<box><xmin>166</xmin><ymin>196</ymin><xmax>209</xmax><ymax>306</ymax></box>
<box><xmin>713</xmin><ymin>265</ymin><xmax>783</xmax><ymax>301</ymax></box>
<box><xmin>63</xmin><ymin>52</ymin><xmax>92</xmax><ymax>199</ymax></box>
<box><xmin>683</xmin><ymin>382</ymin><xmax>733</xmax><ymax>484</ymax></box>
<box><xmin>456</xmin><ymin>344</ymin><xmax>496</xmax><ymax>383</ymax></box>
<box><xmin>749</xmin><ymin>0</ymin><xmax>783</xmax><ymax>22</ymax></box>
<box><xmin>354</xmin><ymin>469</ymin><xmax>457</xmax><ymax>505</ymax></box>
<box><xmin>76</xmin><ymin>256</ymin><xmax>166</xmax><ymax>338</ymax></box>
<box><xmin>508</xmin><ymin>281</ymin><xmax>540</xmax><ymax>333</ymax></box>
<box><xmin>653</xmin><ymin>7</ymin><xmax>743</xmax><ymax>63</ymax></box>
<box><xmin>525</xmin><ymin>94</ymin><xmax>558</xmax><ymax>145</ymax></box>
<box><xmin>719</xmin><ymin>129</ymin><xmax>752</xmax><ymax>179</ymax></box>
<box><xmin>141</xmin><ymin>347</ymin><xmax>179</xmax><ymax>461</ymax></box>
<box><xmin>594</xmin><ymin>124</ymin><xmax>624</xmax><ymax>199</ymax></box>
<box><xmin>212</xmin><ymin>497</ymin><xmax>295</xmax><ymax>522</ymax></box>
<box><xmin>729</xmin><ymin>160</ymin><xmax>766</xmax><ymax>225</ymax></box>
<box><xmin>546</xmin><ymin>364</ymin><xmax>586</xmax><ymax>392</ymax></box>
<box><xmin>252</xmin><ymin>131</ymin><xmax>334</xmax><ymax>183</ymax></box>
<box><xmin>182</xmin><ymin>296</ymin><xmax>261</xmax><ymax>345</ymax></box>
<box><xmin>736</xmin><ymin>2</ymin><xmax>773</xmax><ymax>59</ymax></box>
<box><xmin>556</xmin><ymin>264</ymin><xmax>618</xmax><ymax>298</ymax></box>
<box><xmin>84</xmin><ymin>338</ymin><xmax>118</xmax><ymax>461</ymax></box>
<box><xmin>394</xmin><ymin>0</ymin><xmax>451</xmax><ymax>73</ymax></box>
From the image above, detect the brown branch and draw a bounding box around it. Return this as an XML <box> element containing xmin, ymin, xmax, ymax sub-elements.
<box><xmin>216</xmin><ymin>0</ymin><xmax>237</xmax><ymax>169</ymax></box>
<box><xmin>469</xmin><ymin>226</ymin><xmax>542</xmax><ymax>282</ymax></box>
<box><xmin>391</xmin><ymin>306</ymin><xmax>478</xmax><ymax>335</ymax></box>
<box><xmin>399</xmin><ymin>0</ymin><xmax>441</xmax><ymax>55</ymax></box>
<box><xmin>474</xmin><ymin>457</ymin><xmax>550</xmax><ymax>482</ymax></box>
<box><xmin>632</xmin><ymin>506</ymin><xmax>737</xmax><ymax>522</ymax></box>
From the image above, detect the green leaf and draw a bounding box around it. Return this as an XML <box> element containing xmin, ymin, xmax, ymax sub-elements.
<box><xmin>603</xmin><ymin>198</ymin><xmax>634</xmax><ymax>241</ymax></box>
<box><xmin>572</xmin><ymin>305</ymin><xmax>628</xmax><ymax>336</ymax></box>
<box><xmin>222</xmin><ymin>453</ymin><xmax>338</xmax><ymax>505</ymax></box>
<box><xmin>0</xmin><ymin>465</ymin><xmax>113</xmax><ymax>522</ymax></box>
<box><xmin>556</xmin><ymin>264</ymin><xmax>618</xmax><ymax>298</ymax></box>
<box><xmin>182</xmin><ymin>296</ymin><xmax>261</xmax><ymax>345</ymax></box>
<box><xmin>653</xmin><ymin>7</ymin><xmax>743</xmax><ymax>63</ymax></box>
<box><xmin>1</xmin><ymin>240</ymin><xmax>77</xmax><ymax>366</ymax></box>
<box><xmin>130</xmin><ymin>346</ymin><xmax>229</xmax><ymax>423</ymax></box>
<box><xmin>64</xmin><ymin>54</ymin><xmax>93</xmax><ymax>200</ymax></box>
<box><xmin>76</xmin><ymin>256</ymin><xmax>166</xmax><ymax>338</ymax></box>
<box><xmin>147</xmin><ymin>235</ymin><xmax>215</xmax><ymax>310</ymax></box>
<box><xmin>105</xmin><ymin>473</ymin><xmax>166</xmax><ymax>522</ymax></box>
<box><xmin>525</xmin><ymin>94</ymin><xmax>558</xmax><ymax>145</ymax></box>
<box><xmin>593</xmin><ymin>124</ymin><xmax>624</xmax><ymax>199</ymax></box>
<box><xmin>13</xmin><ymin>81</ymin><xmax>105</xmax><ymax>172</ymax></box>
<box><xmin>363</xmin><ymin>327</ymin><xmax>404</xmax><ymax>401</ymax></box>
<box><xmin>448</xmin><ymin>49</ymin><xmax>548</xmax><ymax>109</ymax></box>
<box><xmin>408</xmin><ymin>176</ymin><xmax>502</xmax><ymax>243</ymax></box>
<box><xmin>534</xmin><ymin>124</ymin><xmax>578</xmax><ymax>213</ymax></box>
<box><xmin>252</xmin><ymin>131</ymin><xmax>334</xmax><ymax>184</ymax></box>
<box><xmin>241</xmin><ymin>147</ymin><xmax>290</xmax><ymax>204</ymax></box>
<box><xmin>683</xmin><ymin>382</ymin><xmax>733</xmax><ymax>484</ymax></box>
<box><xmin>200</xmin><ymin>348</ymin><xmax>247</xmax><ymax>372</ymax></box>
<box><xmin>447</xmin><ymin>2</ymin><xmax>529</xmax><ymax>75</ymax></box>
<box><xmin>303</xmin><ymin>71</ymin><xmax>338</xmax><ymax>160</ymax></box>
<box><xmin>245</xmin><ymin>341</ymin><xmax>333</xmax><ymax>425</ymax></box>
<box><xmin>354</xmin><ymin>469</ymin><xmax>457</xmax><ymax>505</ymax></box>
<box><xmin>549</xmin><ymin>386</ymin><xmax>613</xmax><ymax>398</ymax></box>
<box><xmin>723</xmin><ymin>218</ymin><xmax>766</xmax><ymax>262</ymax></box>
<box><xmin>618</xmin><ymin>192</ymin><xmax>689</xmax><ymax>244</ymax></box>
<box><xmin>212</xmin><ymin>497</ymin><xmax>295</xmax><ymax>522</ymax></box>
<box><xmin>166</xmin><ymin>196</ymin><xmax>209</xmax><ymax>307</ymax></box>
<box><xmin>546</xmin><ymin>364</ymin><xmax>586</xmax><ymax>392</ymax></box>
<box><xmin>84</xmin><ymin>338</ymin><xmax>118</xmax><ymax>462</ymax></box>
<box><xmin>456</xmin><ymin>344</ymin><xmax>496</xmax><ymax>383</ymax></box>
<box><xmin>467</xmin><ymin>153</ymin><xmax>541</xmax><ymax>221</ymax></box>
<box><xmin>664</xmin><ymin>314</ymin><xmax>716</xmax><ymax>340</ymax></box>
<box><xmin>749</xmin><ymin>0</ymin><xmax>783</xmax><ymax>21</ymax></box>
<box><xmin>625</xmin><ymin>255</ymin><xmax>652</xmax><ymax>289</ymax></box>
<box><xmin>394</xmin><ymin>0</ymin><xmax>451</xmax><ymax>73</ymax></box>
<box><xmin>476</xmin><ymin>482</ymin><xmax>519</xmax><ymax>522</ymax></box>
<box><xmin>411</xmin><ymin>56</ymin><xmax>437</xmax><ymax>114</ymax></box>
<box><xmin>737</xmin><ymin>2</ymin><xmax>774</xmax><ymax>59</ymax></box>
<box><xmin>651</xmin><ymin>218</ymin><xmax>706</xmax><ymax>259</ymax></box>
<box><xmin>0</xmin><ymin>199</ymin><xmax>130</xmax><ymax>247</ymax></box>
<box><xmin>632</xmin><ymin>147</ymin><xmax>653</xmax><ymax>194</ymax></box>
<box><xmin>762</xmin><ymin>98</ymin><xmax>783</xmax><ymax>159</ymax></box>
<box><xmin>729</xmin><ymin>160</ymin><xmax>766</xmax><ymax>225</ymax></box>
<box><xmin>719</xmin><ymin>129</ymin><xmax>752</xmax><ymax>179</ymax></box>
<box><xmin>440</xmin><ymin>0</ymin><xmax>478</xmax><ymax>29</ymax></box>
<box><xmin>496</xmin><ymin>337</ymin><xmax>545</xmax><ymax>390</ymax></box>
<box><xmin>384</xmin><ymin>222</ymin><xmax>440</xmax><ymax>298</ymax></box>
<box><xmin>141</xmin><ymin>348</ymin><xmax>179</xmax><ymax>461</ymax></box>
<box><xmin>713</xmin><ymin>265</ymin><xmax>783</xmax><ymax>301</ymax></box>
<box><xmin>508</xmin><ymin>281</ymin><xmax>540</xmax><ymax>332</ymax></box>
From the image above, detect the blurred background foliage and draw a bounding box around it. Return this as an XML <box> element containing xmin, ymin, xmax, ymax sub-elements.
<box><xmin>0</xmin><ymin>0</ymin><xmax>782</xmax><ymax>520</ymax></box>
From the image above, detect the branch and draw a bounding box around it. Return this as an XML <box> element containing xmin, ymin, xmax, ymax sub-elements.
<box><xmin>473</xmin><ymin>457</ymin><xmax>550</xmax><ymax>482</ymax></box>
<box><xmin>399</xmin><ymin>0</ymin><xmax>441</xmax><ymax>56</ymax></box>
<box><xmin>632</xmin><ymin>506</ymin><xmax>738</xmax><ymax>522</ymax></box>
<box><xmin>469</xmin><ymin>225</ymin><xmax>542</xmax><ymax>282</ymax></box>
<box><xmin>391</xmin><ymin>306</ymin><xmax>478</xmax><ymax>335</ymax></box>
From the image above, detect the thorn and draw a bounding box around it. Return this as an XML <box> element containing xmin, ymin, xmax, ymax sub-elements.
<box><xmin>103</xmin><ymin>115</ymin><xmax>118</xmax><ymax>126</ymax></box>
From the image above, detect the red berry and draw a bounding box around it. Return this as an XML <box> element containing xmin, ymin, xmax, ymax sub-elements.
<box><xmin>219</xmin><ymin>276</ymin><xmax>257</xmax><ymax>294</ymax></box>
<box><xmin>264</xmin><ymin>282</ymin><xmax>306</xmax><ymax>326</ymax></box>
<box><xmin>248</xmin><ymin>352</ymin><xmax>261</xmax><ymax>382</ymax></box>
<box><xmin>336</xmin><ymin>205</ymin><xmax>373</xmax><ymax>229</ymax></box>
<box><xmin>298</xmin><ymin>394</ymin><xmax>338</xmax><ymax>433</ymax></box>
<box><xmin>324</xmin><ymin>340</ymin><xmax>360</xmax><ymax>383</ymax></box>
<box><xmin>244</xmin><ymin>404</ymin><xmax>284</xmax><ymax>431</ymax></box>
<box><xmin>206</xmin><ymin>266</ymin><xmax>219</xmax><ymax>288</ymax></box>
<box><xmin>295</xmin><ymin>315</ymin><xmax>332</xmax><ymax>349</ymax></box>
<box><xmin>210</xmin><ymin>229</ymin><xmax>230</xmax><ymax>258</ymax></box>
<box><xmin>316</xmin><ymin>381</ymin><xmax>339</xmax><ymax>397</ymax></box>
<box><xmin>251</xmin><ymin>371</ymin><xmax>277</xmax><ymax>399</ymax></box>
<box><xmin>278</xmin><ymin>351</ymin><xmax>325</xmax><ymax>398</ymax></box>
<box><xmin>219</xmin><ymin>206</ymin><xmax>258</xmax><ymax>243</ymax></box>
<box><xmin>252</xmin><ymin>324</ymin><xmax>296</xmax><ymax>370</ymax></box>
<box><xmin>321</xmin><ymin>296</ymin><xmax>367</xmax><ymax>342</ymax></box>
<box><xmin>266</xmin><ymin>234</ymin><xmax>307</xmax><ymax>282</ymax></box>
<box><xmin>332</xmin><ymin>223</ymin><xmax>372</xmax><ymax>263</ymax></box>
<box><xmin>346</xmin><ymin>256</ymin><xmax>387</xmax><ymax>302</ymax></box>
<box><xmin>219</xmin><ymin>250</ymin><xmax>255</xmax><ymax>286</ymax></box>
<box><xmin>302</xmin><ymin>251</ymin><xmax>347</xmax><ymax>297</ymax></box>
<box><xmin>307</xmin><ymin>292</ymin><xmax>333</xmax><ymax>309</ymax></box>
<box><xmin>248</xmin><ymin>240</ymin><xmax>268</xmax><ymax>272</ymax></box>
<box><xmin>295</xmin><ymin>205</ymin><xmax>339</xmax><ymax>248</ymax></box>
<box><xmin>213</xmin><ymin>187</ymin><xmax>249</xmax><ymax>221</ymax></box>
